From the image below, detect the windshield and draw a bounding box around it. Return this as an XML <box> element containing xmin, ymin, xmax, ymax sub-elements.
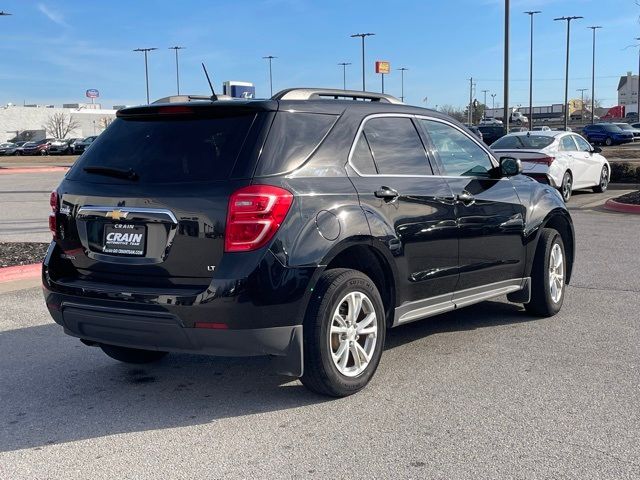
<box><xmin>491</xmin><ymin>135</ymin><xmax>554</xmax><ymax>149</ymax></box>
<box><xmin>600</xmin><ymin>124</ymin><xmax>623</xmax><ymax>133</ymax></box>
<box><xmin>68</xmin><ymin>113</ymin><xmax>258</xmax><ymax>184</ymax></box>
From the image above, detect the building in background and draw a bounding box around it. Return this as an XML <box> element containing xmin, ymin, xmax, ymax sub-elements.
<box><xmin>222</xmin><ymin>81</ymin><xmax>255</xmax><ymax>99</ymax></box>
<box><xmin>0</xmin><ymin>103</ymin><xmax>117</xmax><ymax>143</ymax></box>
<box><xmin>618</xmin><ymin>71</ymin><xmax>639</xmax><ymax>114</ymax></box>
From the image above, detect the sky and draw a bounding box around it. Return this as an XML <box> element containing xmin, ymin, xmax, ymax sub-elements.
<box><xmin>0</xmin><ymin>0</ymin><xmax>638</xmax><ymax>109</ymax></box>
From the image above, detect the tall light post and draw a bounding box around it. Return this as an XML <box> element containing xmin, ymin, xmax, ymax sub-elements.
<box><xmin>503</xmin><ymin>0</ymin><xmax>510</xmax><ymax>132</ymax></box>
<box><xmin>133</xmin><ymin>47</ymin><xmax>158</xmax><ymax>104</ymax></box>
<box><xmin>262</xmin><ymin>56</ymin><xmax>277</xmax><ymax>97</ymax></box>
<box><xmin>588</xmin><ymin>26</ymin><xmax>602</xmax><ymax>124</ymax></box>
<box><xmin>350</xmin><ymin>33</ymin><xmax>375</xmax><ymax>91</ymax></box>
<box><xmin>491</xmin><ymin>93</ymin><xmax>497</xmax><ymax>110</ymax></box>
<box><xmin>398</xmin><ymin>67</ymin><xmax>408</xmax><ymax>102</ymax></box>
<box><xmin>577</xmin><ymin>88</ymin><xmax>588</xmax><ymax>123</ymax></box>
<box><xmin>636</xmin><ymin>38</ymin><xmax>640</xmax><ymax>121</ymax></box>
<box><xmin>168</xmin><ymin>46</ymin><xmax>185</xmax><ymax>95</ymax></box>
<box><xmin>525</xmin><ymin>11</ymin><xmax>541</xmax><ymax>130</ymax></box>
<box><xmin>338</xmin><ymin>62</ymin><xmax>351</xmax><ymax>90</ymax></box>
<box><xmin>554</xmin><ymin>16</ymin><xmax>583</xmax><ymax>131</ymax></box>
<box><xmin>481</xmin><ymin>89</ymin><xmax>489</xmax><ymax>118</ymax></box>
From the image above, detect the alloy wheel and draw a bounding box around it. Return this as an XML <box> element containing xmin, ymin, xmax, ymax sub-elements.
<box><xmin>562</xmin><ymin>173</ymin><xmax>572</xmax><ymax>202</ymax></box>
<box><xmin>329</xmin><ymin>291</ymin><xmax>378</xmax><ymax>377</ymax></box>
<box><xmin>600</xmin><ymin>166</ymin><xmax>609</xmax><ymax>191</ymax></box>
<box><xmin>548</xmin><ymin>243</ymin><xmax>564</xmax><ymax>304</ymax></box>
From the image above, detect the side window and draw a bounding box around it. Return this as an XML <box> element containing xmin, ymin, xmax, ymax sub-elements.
<box><xmin>573</xmin><ymin>135</ymin><xmax>592</xmax><ymax>152</ymax></box>
<box><xmin>351</xmin><ymin>132</ymin><xmax>377</xmax><ymax>174</ymax></box>
<box><xmin>560</xmin><ymin>135</ymin><xmax>578</xmax><ymax>151</ymax></box>
<box><xmin>420</xmin><ymin>119</ymin><xmax>494</xmax><ymax>177</ymax></box>
<box><xmin>361</xmin><ymin>117</ymin><xmax>431</xmax><ymax>175</ymax></box>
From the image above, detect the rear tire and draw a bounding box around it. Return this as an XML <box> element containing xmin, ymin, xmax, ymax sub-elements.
<box><xmin>524</xmin><ymin>228</ymin><xmax>566</xmax><ymax>317</ymax></box>
<box><xmin>559</xmin><ymin>171</ymin><xmax>572</xmax><ymax>202</ymax></box>
<box><xmin>604</xmin><ymin>137</ymin><xmax>613</xmax><ymax>146</ymax></box>
<box><xmin>300</xmin><ymin>268</ymin><xmax>386</xmax><ymax>397</ymax></box>
<box><xmin>100</xmin><ymin>344</ymin><xmax>168</xmax><ymax>364</ymax></box>
<box><xmin>592</xmin><ymin>165</ymin><xmax>609</xmax><ymax>193</ymax></box>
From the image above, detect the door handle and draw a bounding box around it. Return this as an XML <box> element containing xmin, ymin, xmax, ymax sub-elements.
<box><xmin>456</xmin><ymin>191</ymin><xmax>475</xmax><ymax>205</ymax></box>
<box><xmin>374</xmin><ymin>187</ymin><xmax>399</xmax><ymax>200</ymax></box>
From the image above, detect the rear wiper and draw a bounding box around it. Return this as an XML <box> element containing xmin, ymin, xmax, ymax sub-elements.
<box><xmin>83</xmin><ymin>166</ymin><xmax>139</xmax><ymax>181</ymax></box>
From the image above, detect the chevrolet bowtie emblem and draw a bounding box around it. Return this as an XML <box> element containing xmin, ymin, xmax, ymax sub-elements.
<box><xmin>106</xmin><ymin>210</ymin><xmax>129</xmax><ymax>221</ymax></box>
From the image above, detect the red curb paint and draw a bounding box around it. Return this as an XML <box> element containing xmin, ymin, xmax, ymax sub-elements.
<box><xmin>0</xmin><ymin>263</ymin><xmax>41</xmax><ymax>283</ymax></box>
<box><xmin>604</xmin><ymin>198</ymin><xmax>640</xmax><ymax>214</ymax></box>
<box><xmin>0</xmin><ymin>167</ymin><xmax>69</xmax><ymax>175</ymax></box>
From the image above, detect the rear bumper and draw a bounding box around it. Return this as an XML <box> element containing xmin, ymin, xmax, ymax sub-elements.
<box><xmin>50</xmin><ymin>301</ymin><xmax>303</xmax><ymax>376</ymax></box>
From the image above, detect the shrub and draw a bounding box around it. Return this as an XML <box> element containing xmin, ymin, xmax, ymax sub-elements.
<box><xmin>610</xmin><ymin>162</ymin><xmax>640</xmax><ymax>183</ymax></box>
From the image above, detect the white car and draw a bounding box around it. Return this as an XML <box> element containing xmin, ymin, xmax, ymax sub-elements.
<box><xmin>480</xmin><ymin>117</ymin><xmax>503</xmax><ymax>125</ymax></box>
<box><xmin>532</xmin><ymin>125</ymin><xmax>551</xmax><ymax>131</ymax></box>
<box><xmin>491</xmin><ymin>131</ymin><xmax>610</xmax><ymax>202</ymax></box>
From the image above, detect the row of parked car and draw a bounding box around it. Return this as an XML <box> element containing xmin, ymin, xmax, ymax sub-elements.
<box><xmin>0</xmin><ymin>136</ymin><xmax>98</xmax><ymax>156</ymax></box>
<box><xmin>467</xmin><ymin>122</ymin><xmax>640</xmax><ymax>147</ymax></box>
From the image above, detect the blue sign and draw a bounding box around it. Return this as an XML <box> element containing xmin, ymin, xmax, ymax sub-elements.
<box><xmin>86</xmin><ymin>89</ymin><xmax>100</xmax><ymax>99</ymax></box>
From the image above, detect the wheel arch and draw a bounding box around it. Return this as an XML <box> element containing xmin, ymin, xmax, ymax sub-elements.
<box><xmin>539</xmin><ymin>210</ymin><xmax>575</xmax><ymax>284</ymax></box>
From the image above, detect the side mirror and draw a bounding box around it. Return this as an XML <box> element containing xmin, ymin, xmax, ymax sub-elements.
<box><xmin>592</xmin><ymin>145</ymin><xmax>602</xmax><ymax>153</ymax></box>
<box><xmin>499</xmin><ymin>156</ymin><xmax>522</xmax><ymax>177</ymax></box>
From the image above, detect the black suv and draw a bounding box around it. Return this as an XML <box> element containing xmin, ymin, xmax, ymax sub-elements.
<box><xmin>43</xmin><ymin>89</ymin><xmax>574</xmax><ymax>397</ymax></box>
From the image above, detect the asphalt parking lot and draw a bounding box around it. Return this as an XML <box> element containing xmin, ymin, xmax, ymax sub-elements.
<box><xmin>0</xmin><ymin>171</ymin><xmax>639</xmax><ymax>478</ymax></box>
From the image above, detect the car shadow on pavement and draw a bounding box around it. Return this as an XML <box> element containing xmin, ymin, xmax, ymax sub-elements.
<box><xmin>1</xmin><ymin>299</ymin><xmax>535</xmax><ymax>452</ymax></box>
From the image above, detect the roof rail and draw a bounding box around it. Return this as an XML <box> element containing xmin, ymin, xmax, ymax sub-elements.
<box><xmin>152</xmin><ymin>94</ymin><xmax>234</xmax><ymax>104</ymax></box>
<box><xmin>272</xmin><ymin>88</ymin><xmax>403</xmax><ymax>104</ymax></box>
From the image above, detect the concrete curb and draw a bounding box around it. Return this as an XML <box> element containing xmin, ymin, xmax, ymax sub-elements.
<box><xmin>0</xmin><ymin>263</ymin><xmax>41</xmax><ymax>283</ymax></box>
<box><xmin>604</xmin><ymin>198</ymin><xmax>640</xmax><ymax>214</ymax></box>
<box><xmin>0</xmin><ymin>166</ymin><xmax>69</xmax><ymax>175</ymax></box>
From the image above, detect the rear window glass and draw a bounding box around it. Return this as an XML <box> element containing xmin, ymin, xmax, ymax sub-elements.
<box><xmin>491</xmin><ymin>135</ymin><xmax>554</xmax><ymax>149</ymax></box>
<box><xmin>68</xmin><ymin>114</ymin><xmax>257</xmax><ymax>183</ymax></box>
<box><xmin>255</xmin><ymin>112</ymin><xmax>337</xmax><ymax>176</ymax></box>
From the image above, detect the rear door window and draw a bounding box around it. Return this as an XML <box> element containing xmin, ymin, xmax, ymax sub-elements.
<box><xmin>361</xmin><ymin>117</ymin><xmax>432</xmax><ymax>175</ymax></box>
<box><xmin>68</xmin><ymin>113</ymin><xmax>259</xmax><ymax>183</ymax></box>
<box><xmin>559</xmin><ymin>136</ymin><xmax>578</xmax><ymax>151</ymax></box>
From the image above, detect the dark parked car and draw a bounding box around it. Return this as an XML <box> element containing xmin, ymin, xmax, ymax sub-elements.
<box><xmin>22</xmin><ymin>138</ymin><xmax>55</xmax><ymax>155</ymax></box>
<box><xmin>49</xmin><ymin>138</ymin><xmax>81</xmax><ymax>155</ymax></box>
<box><xmin>0</xmin><ymin>142</ymin><xmax>18</xmax><ymax>155</ymax></box>
<box><xmin>73</xmin><ymin>135</ymin><xmax>97</xmax><ymax>154</ymax></box>
<box><xmin>477</xmin><ymin>124</ymin><xmax>506</xmax><ymax>145</ymax></box>
<box><xmin>582</xmin><ymin>124</ymin><xmax>634</xmax><ymax>146</ymax></box>
<box><xmin>612</xmin><ymin>122</ymin><xmax>640</xmax><ymax>140</ymax></box>
<box><xmin>44</xmin><ymin>88</ymin><xmax>575</xmax><ymax>397</ymax></box>
<box><xmin>464</xmin><ymin>124</ymin><xmax>483</xmax><ymax>141</ymax></box>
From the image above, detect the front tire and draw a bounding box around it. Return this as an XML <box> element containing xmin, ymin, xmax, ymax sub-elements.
<box><xmin>592</xmin><ymin>165</ymin><xmax>609</xmax><ymax>193</ymax></box>
<box><xmin>300</xmin><ymin>268</ymin><xmax>386</xmax><ymax>397</ymax></box>
<box><xmin>524</xmin><ymin>228</ymin><xmax>566</xmax><ymax>317</ymax></box>
<box><xmin>559</xmin><ymin>171</ymin><xmax>572</xmax><ymax>202</ymax></box>
<box><xmin>100</xmin><ymin>344</ymin><xmax>168</xmax><ymax>364</ymax></box>
<box><xmin>604</xmin><ymin>137</ymin><xmax>613</xmax><ymax>146</ymax></box>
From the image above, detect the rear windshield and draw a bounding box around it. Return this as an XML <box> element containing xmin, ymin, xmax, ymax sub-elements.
<box><xmin>68</xmin><ymin>114</ymin><xmax>257</xmax><ymax>183</ymax></box>
<box><xmin>491</xmin><ymin>134</ymin><xmax>554</xmax><ymax>149</ymax></box>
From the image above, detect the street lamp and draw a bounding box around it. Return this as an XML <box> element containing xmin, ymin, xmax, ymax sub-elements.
<box><xmin>262</xmin><ymin>55</ymin><xmax>277</xmax><ymax>97</ymax></box>
<box><xmin>503</xmin><ymin>0</ymin><xmax>510</xmax><ymax>132</ymax></box>
<box><xmin>636</xmin><ymin>38</ymin><xmax>640</xmax><ymax>122</ymax></box>
<box><xmin>168</xmin><ymin>46</ymin><xmax>185</xmax><ymax>95</ymax></box>
<box><xmin>350</xmin><ymin>33</ymin><xmax>375</xmax><ymax>91</ymax></box>
<box><xmin>491</xmin><ymin>93</ymin><xmax>497</xmax><ymax>110</ymax></box>
<box><xmin>577</xmin><ymin>88</ymin><xmax>588</xmax><ymax>123</ymax></box>
<box><xmin>338</xmin><ymin>62</ymin><xmax>351</xmax><ymax>90</ymax></box>
<box><xmin>397</xmin><ymin>67</ymin><xmax>408</xmax><ymax>102</ymax></box>
<box><xmin>588</xmin><ymin>26</ymin><xmax>602</xmax><ymax>124</ymax></box>
<box><xmin>525</xmin><ymin>11</ymin><xmax>541</xmax><ymax>130</ymax></box>
<box><xmin>133</xmin><ymin>47</ymin><xmax>158</xmax><ymax>104</ymax></box>
<box><xmin>554</xmin><ymin>16</ymin><xmax>583</xmax><ymax>131</ymax></box>
<box><xmin>481</xmin><ymin>89</ymin><xmax>489</xmax><ymax>118</ymax></box>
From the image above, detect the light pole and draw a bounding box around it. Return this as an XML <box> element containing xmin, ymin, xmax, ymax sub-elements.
<box><xmin>525</xmin><ymin>11</ymin><xmax>541</xmax><ymax>130</ymax></box>
<box><xmin>588</xmin><ymin>26</ymin><xmax>602</xmax><ymax>124</ymax></box>
<box><xmin>338</xmin><ymin>62</ymin><xmax>351</xmax><ymax>90</ymax></box>
<box><xmin>398</xmin><ymin>67</ymin><xmax>408</xmax><ymax>102</ymax></box>
<box><xmin>481</xmin><ymin>89</ymin><xmax>489</xmax><ymax>118</ymax></box>
<box><xmin>636</xmin><ymin>38</ymin><xmax>640</xmax><ymax>121</ymax></box>
<box><xmin>491</xmin><ymin>93</ymin><xmax>496</xmax><ymax>110</ymax></box>
<box><xmin>168</xmin><ymin>46</ymin><xmax>185</xmax><ymax>95</ymax></box>
<box><xmin>262</xmin><ymin>56</ymin><xmax>277</xmax><ymax>97</ymax></box>
<box><xmin>133</xmin><ymin>47</ymin><xmax>157</xmax><ymax>104</ymax></box>
<box><xmin>503</xmin><ymin>0</ymin><xmax>510</xmax><ymax>132</ymax></box>
<box><xmin>350</xmin><ymin>33</ymin><xmax>375</xmax><ymax>91</ymax></box>
<box><xmin>554</xmin><ymin>16</ymin><xmax>583</xmax><ymax>131</ymax></box>
<box><xmin>577</xmin><ymin>88</ymin><xmax>588</xmax><ymax>123</ymax></box>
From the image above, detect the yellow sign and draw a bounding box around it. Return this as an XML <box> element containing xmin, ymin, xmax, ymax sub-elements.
<box><xmin>375</xmin><ymin>61</ymin><xmax>390</xmax><ymax>74</ymax></box>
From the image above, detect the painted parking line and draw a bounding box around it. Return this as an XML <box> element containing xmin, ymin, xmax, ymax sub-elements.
<box><xmin>0</xmin><ymin>167</ymin><xmax>69</xmax><ymax>175</ymax></box>
<box><xmin>0</xmin><ymin>263</ymin><xmax>41</xmax><ymax>283</ymax></box>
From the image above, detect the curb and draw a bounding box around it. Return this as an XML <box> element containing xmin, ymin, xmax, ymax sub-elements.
<box><xmin>604</xmin><ymin>198</ymin><xmax>640</xmax><ymax>214</ymax></box>
<box><xmin>0</xmin><ymin>166</ymin><xmax>69</xmax><ymax>175</ymax></box>
<box><xmin>609</xmin><ymin>183</ymin><xmax>640</xmax><ymax>190</ymax></box>
<box><xmin>0</xmin><ymin>263</ymin><xmax>41</xmax><ymax>283</ymax></box>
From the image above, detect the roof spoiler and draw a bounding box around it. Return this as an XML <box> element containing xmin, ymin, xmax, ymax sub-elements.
<box><xmin>272</xmin><ymin>88</ymin><xmax>403</xmax><ymax>104</ymax></box>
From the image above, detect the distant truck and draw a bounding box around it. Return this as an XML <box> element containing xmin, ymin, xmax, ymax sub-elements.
<box><xmin>483</xmin><ymin>107</ymin><xmax>529</xmax><ymax>125</ymax></box>
<box><xmin>601</xmin><ymin>105</ymin><xmax>625</xmax><ymax>120</ymax></box>
<box><xmin>222</xmin><ymin>81</ymin><xmax>255</xmax><ymax>99</ymax></box>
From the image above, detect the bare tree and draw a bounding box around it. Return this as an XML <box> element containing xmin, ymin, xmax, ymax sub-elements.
<box><xmin>43</xmin><ymin>113</ymin><xmax>80</xmax><ymax>139</ymax></box>
<box><xmin>438</xmin><ymin>104</ymin><xmax>466</xmax><ymax>123</ymax></box>
<box><xmin>99</xmin><ymin>117</ymin><xmax>114</xmax><ymax>130</ymax></box>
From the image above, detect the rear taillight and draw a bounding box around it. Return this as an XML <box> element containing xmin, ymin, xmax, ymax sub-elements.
<box><xmin>526</xmin><ymin>156</ymin><xmax>555</xmax><ymax>167</ymax></box>
<box><xmin>224</xmin><ymin>185</ymin><xmax>293</xmax><ymax>252</ymax></box>
<box><xmin>49</xmin><ymin>190</ymin><xmax>59</xmax><ymax>239</ymax></box>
